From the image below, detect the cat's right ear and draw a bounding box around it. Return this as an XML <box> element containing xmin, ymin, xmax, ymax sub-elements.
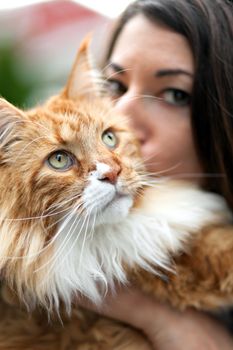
<box><xmin>0</xmin><ymin>98</ymin><xmax>25</xmax><ymax>147</ymax></box>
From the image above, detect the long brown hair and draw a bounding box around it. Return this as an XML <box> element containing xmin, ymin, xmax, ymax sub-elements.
<box><xmin>102</xmin><ymin>0</ymin><xmax>233</xmax><ymax>210</ymax></box>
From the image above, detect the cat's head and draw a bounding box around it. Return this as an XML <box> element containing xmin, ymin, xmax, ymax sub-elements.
<box><xmin>0</xmin><ymin>37</ymin><xmax>145</xmax><ymax>310</ymax></box>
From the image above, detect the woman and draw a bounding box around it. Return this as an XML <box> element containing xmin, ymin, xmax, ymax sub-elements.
<box><xmin>91</xmin><ymin>0</ymin><xmax>233</xmax><ymax>349</ymax></box>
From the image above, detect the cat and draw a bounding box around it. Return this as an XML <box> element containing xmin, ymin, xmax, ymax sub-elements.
<box><xmin>0</xmin><ymin>36</ymin><xmax>233</xmax><ymax>350</ymax></box>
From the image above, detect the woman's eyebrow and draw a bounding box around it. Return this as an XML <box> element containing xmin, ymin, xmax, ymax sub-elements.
<box><xmin>107</xmin><ymin>63</ymin><xmax>193</xmax><ymax>78</ymax></box>
<box><xmin>155</xmin><ymin>69</ymin><xmax>193</xmax><ymax>78</ymax></box>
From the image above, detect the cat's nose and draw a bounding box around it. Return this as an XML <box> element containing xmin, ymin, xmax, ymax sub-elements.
<box><xmin>90</xmin><ymin>162</ymin><xmax>121</xmax><ymax>185</ymax></box>
<box><xmin>100</xmin><ymin>166</ymin><xmax>121</xmax><ymax>185</ymax></box>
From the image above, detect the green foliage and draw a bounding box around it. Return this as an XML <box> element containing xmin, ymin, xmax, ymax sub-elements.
<box><xmin>0</xmin><ymin>43</ymin><xmax>35</xmax><ymax>108</ymax></box>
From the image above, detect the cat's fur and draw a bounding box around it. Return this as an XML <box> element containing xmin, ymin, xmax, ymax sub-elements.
<box><xmin>0</xmin><ymin>37</ymin><xmax>233</xmax><ymax>349</ymax></box>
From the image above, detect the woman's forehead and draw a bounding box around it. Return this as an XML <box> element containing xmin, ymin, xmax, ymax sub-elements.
<box><xmin>110</xmin><ymin>14</ymin><xmax>194</xmax><ymax>74</ymax></box>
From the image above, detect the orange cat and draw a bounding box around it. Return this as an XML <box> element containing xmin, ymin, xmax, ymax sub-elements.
<box><xmin>0</xmin><ymin>37</ymin><xmax>232</xmax><ymax>350</ymax></box>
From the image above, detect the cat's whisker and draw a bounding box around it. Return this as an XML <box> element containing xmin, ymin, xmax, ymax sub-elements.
<box><xmin>39</xmin><ymin>201</ymin><xmax>83</xmax><ymax>242</ymax></box>
<box><xmin>50</xmin><ymin>219</ymin><xmax>83</xmax><ymax>273</ymax></box>
<box><xmin>99</xmin><ymin>61</ymin><xmax>113</xmax><ymax>74</ymax></box>
<box><xmin>2</xmin><ymin>194</ymin><xmax>83</xmax><ymax>223</ymax></box>
<box><xmin>136</xmin><ymin>178</ymin><xmax>169</xmax><ymax>189</ymax></box>
<box><xmin>112</xmin><ymin>94</ymin><xmax>164</xmax><ymax>105</ymax></box>
<box><xmin>133</xmin><ymin>153</ymin><xmax>163</xmax><ymax>170</ymax></box>
<box><xmin>40</xmin><ymin>207</ymin><xmax>70</xmax><ymax>234</ymax></box>
<box><xmin>41</xmin><ymin>206</ymin><xmax>78</xmax><ymax>233</ymax></box>
<box><xmin>138</xmin><ymin>162</ymin><xmax>182</xmax><ymax>178</ymax></box>
<box><xmin>169</xmin><ymin>172</ymin><xmax>225</xmax><ymax>179</ymax></box>
<box><xmin>89</xmin><ymin>214</ymin><xmax>109</xmax><ymax>298</ymax></box>
<box><xmin>35</xmin><ymin>202</ymin><xmax>87</xmax><ymax>275</ymax></box>
<box><xmin>40</xmin><ymin>196</ymin><xmax>82</xmax><ymax>247</ymax></box>
<box><xmin>1</xmin><ymin>201</ymin><xmax>85</xmax><ymax>261</ymax></box>
<box><xmin>101</xmin><ymin>68</ymin><xmax>132</xmax><ymax>82</ymax></box>
<box><xmin>137</xmin><ymin>180</ymin><xmax>157</xmax><ymax>186</ymax></box>
<box><xmin>38</xmin><ymin>213</ymin><xmax>88</xmax><ymax>289</ymax></box>
<box><xmin>46</xmin><ymin>200</ymin><xmax>85</xmax><ymax>244</ymax></box>
<box><xmin>135</xmin><ymin>188</ymin><xmax>146</xmax><ymax>198</ymax></box>
<box><xmin>138</xmin><ymin>172</ymin><xmax>226</xmax><ymax>184</ymax></box>
<box><xmin>78</xmin><ymin>206</ymin><xmax>95</xmax><ymax>267</ymax></box>
<box><xmin>72</xmin><ymin>86</ymin><xmax>107</xmax><ymax>97</ymax></box>
<box><xmin>25</xmin><ymin>119</ymin><xmax>52</xmax><ymax>134</ymax></box>
<box><xmin>138</xmin><ymin>182</ymin><xmax>160</xmax><ymax>188</ymax></box>
<box><xmin>1</xmin><ymin>211</ymin><xmax>76</xmax><ymax>261</ymax></box>
<box><xmin>14</xmin><ymin>136</ymin><xmax>49</xmax><ymax>162</ymax></box>
<box><xmin>43</xmin><ymin>193</ymin><xmax>82</xmax><ymax>217</ymax></box>
<box><xmin>60</xmin><ymin>208</ymin><xmax>89</xmax><ymax>264</ymax></box>
<box><xmin>2</xmin><ymin>206</ymin><xmax>71</xmax><ymax>223</ymax></box>
<box><xmin>100</xmin><ymin>62</ymin><xmax>130</xmax><ymax>75</ymax></box>
<box><xmin>37</xmin><ymin>205</ymin><xmax>85</xmax><ymax>261</ymax></box>
<box><xmin>119</xmin><ymin>183</ymin><xmax>141</xmax><ymax>194</ymax></box>
<box><xmin>54</xmin><ymin>208</ymin><xmax>92</xmax><ymax>281</ymax></box>
<box><xmin>140</xmin><ymin>160</ymin><xmax>163</xmax><ymax>167</ymax></box>
<box><xmin>137</xmin><ymin>174</ymin><xmax>163</xmax><ymax>182</ymax></box>
<box><xmin>89</xmin><ymin>211</ymin><xmax>97</xmax><ymax>242</ymax></box>
<box><xmin>33</xmin><ymin>208</ymin><xmax>82</xmax><ymax>275</ymax></box>
<box><xmin>0</xmin><ymin>120</ymin><xmax>22</xmax><ymax>143</ymax></box>
<box><xmin>80</xmin><ymin>62</ymin><xmax>130</xmax><ymax>90</ymax></box>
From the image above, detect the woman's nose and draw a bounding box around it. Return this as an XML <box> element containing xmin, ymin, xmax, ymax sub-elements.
<box><xmin>114</xmin><ymin>92</ymin><xmax>148</xmax><ymax>144</ymax></box>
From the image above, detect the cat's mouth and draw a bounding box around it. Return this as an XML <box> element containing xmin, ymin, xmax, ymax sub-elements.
<box><xmin>82</xmin><ymin>177</ymin><xmax>135</xmax><ymax>225</ymax></box>
<box><xmin>88</xmin><ymin>191</ymin><xmax>133</xmax><ymax>225</ymax></box>
<box><xmin>101</xmin><ymin>192</ymin><xmax>131</xmax><ymax>211</ymax></box>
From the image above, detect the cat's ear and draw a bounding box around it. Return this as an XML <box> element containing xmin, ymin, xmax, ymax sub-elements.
<box><xmin>0</xmin><ymin>98</ymin><xmax>25</xmax><ymax>146</ymax></box>
<box><xmin>62</xmin><ymin>34</ymin><xmax>103</xmax><ymax>100</ymax></box>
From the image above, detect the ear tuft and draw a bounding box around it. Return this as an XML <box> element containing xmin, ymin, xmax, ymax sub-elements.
<box><xmin>78</xmin><ymin>33</ymin><xmax>92</xmax><ymax>55</ymax></box>
<box><xmin>62</xmin><ymin>34</ymin><xmax>104</xmax><ymax>101</ymax></box>
<box><xmin>0</xmin><ymin>98</ymin><xmax>24</xmax><ymax>146</ymax></box>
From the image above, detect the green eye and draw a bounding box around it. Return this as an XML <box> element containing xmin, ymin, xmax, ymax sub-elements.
<box><xmin>102</xmin><ymin>130</ymin><xmax>118</xmax><ymax>149</ymax></box>
<box><xmin>47</xmin><ymin>151</ymin><xmax>74</xmax><ymax>171</ymax></box>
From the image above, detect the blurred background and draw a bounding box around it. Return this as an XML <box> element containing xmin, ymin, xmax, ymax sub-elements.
<box><xmin>0</xmin><ymin>0</ymin><xmax>133</xmax><ymax>109</ymax></box>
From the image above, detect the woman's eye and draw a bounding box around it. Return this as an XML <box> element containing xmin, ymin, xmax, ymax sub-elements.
<box><xmin>106</xmin><ymin>79</ymin><xmax>127</xmax><ymax>98</ymax></box>
<box><xmin>47</xmin><ymin>151</ymin><xmax>74</xmax><ymax>171</ymax></box>
<box><xmin>102</xmin><ymin>130</ymin><xmax>118</xmax><ymax>149</ymax></box>
<box><xmin>161</xmin><ymin>89</ymin><xmax>191</xmax><ymax>106</ymax></box>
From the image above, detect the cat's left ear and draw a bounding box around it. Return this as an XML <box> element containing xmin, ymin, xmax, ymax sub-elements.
<box><xmin>62</xmin><ymin>34</ymin><xmax>103</xmax><ymax>100</ymax></box>
<box><xmin>0</xmin><ymin>98</ymin><xmax>25</xmax><ymax>147</ymax></box>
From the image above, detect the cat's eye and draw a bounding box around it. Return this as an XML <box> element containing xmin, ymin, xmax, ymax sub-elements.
<box><xmin>102</xmin><ymin>130</ymin><xmax>118</xmax><ymax>149</ymax></box>
<box><xmin>47</xmin><ymin>151</ymin><xmax>74</xmax><ymax>171</ymax></box>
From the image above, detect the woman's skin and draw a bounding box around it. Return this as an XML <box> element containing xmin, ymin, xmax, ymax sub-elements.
<box><xmin>89</xmin><ymin>14</ymin><xmax>233</xmax><ymax>349</ymax></box>
<box><xmin>94</xmin><ymin>288</ymin><xmax>233</xmax><ymax>350</ymax></box>
<box><xmin>106</xmin><ymin>15</ymin><xmax>203</xmax><ymax>180</ymax></box>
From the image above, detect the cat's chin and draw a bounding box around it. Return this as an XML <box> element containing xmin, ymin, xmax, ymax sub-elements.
<box><xmin>93</xmin><ymin>194</ymin><xmax>133</xmax><ymax>226</ymax></box>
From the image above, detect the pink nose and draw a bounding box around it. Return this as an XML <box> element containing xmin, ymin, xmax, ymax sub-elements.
<box><xmin>101</xmin><ymin>166</ymin><xmax>121</xmax><ymax>185</ymax></box>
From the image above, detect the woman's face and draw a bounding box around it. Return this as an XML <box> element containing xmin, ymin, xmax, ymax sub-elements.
<box><xmin>106</xmin><ymin>15</ymin><xmax>203</xmax><ymax>180</ymax></box>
